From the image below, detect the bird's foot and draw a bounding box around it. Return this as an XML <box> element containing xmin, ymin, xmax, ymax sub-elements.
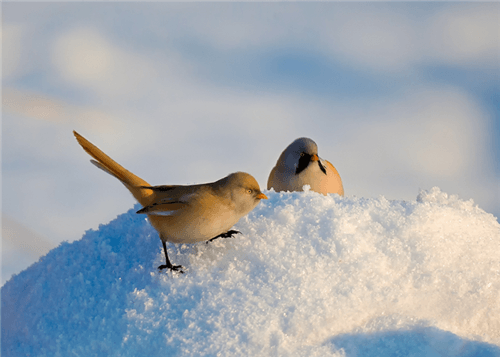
<box><xmin>207</xmin><ymin>230</ymin><xmax>241</xmax><ymax>243</ymax></box>
<box><xmin>158</xmin><ymin>264</ymin><xmax>184</xmax><ymax>273</ymax></box>
<box><xmin>221</xmin><ymin>230</ymin><xmax>241</xmax><ymax>238</ymax></box>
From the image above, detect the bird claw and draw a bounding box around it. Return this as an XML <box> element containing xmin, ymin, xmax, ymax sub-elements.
<box><xmin>158</xmin><ymin>264</ymin><xmax>184</xmax><ymax>273</ymax></box>
<box><xmin>207</xmin><ymin>230</ymin><xmax>241</xmax><ymax>243</ymax></box>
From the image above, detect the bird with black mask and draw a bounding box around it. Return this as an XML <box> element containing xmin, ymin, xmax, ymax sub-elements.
<box><xmin>267</xmin><ymin>137</ymin><xmax>344</xmax><ymax>196</ymax></box>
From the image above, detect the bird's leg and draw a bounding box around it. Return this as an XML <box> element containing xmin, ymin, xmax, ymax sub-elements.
<box><xmin>158</xmin><ymin>240</ymin><xmax>184</xmax><ymax>273</ymax></box>
<box><xmin>207</xmin><ymin>230</ymin><xmax>241</xmax><ymax>243</ymax></box>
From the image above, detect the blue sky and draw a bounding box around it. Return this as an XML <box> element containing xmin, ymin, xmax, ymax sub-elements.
<box><xmin>2</xmin><ymin>2</ymin><xmax>499</xmax><ymax>284</ymax></box>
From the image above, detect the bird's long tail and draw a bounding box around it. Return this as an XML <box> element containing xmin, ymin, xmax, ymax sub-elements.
<box><xmin>73</xmin><ymin>131</ymin><xmax>154</xmax><ymax>206</ymax></box>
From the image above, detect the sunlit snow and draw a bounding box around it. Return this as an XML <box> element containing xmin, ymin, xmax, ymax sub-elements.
<box><xmin>2</xmin><ymin>187</ymin><xmax>499</xmax><ymax>356</ymax></box>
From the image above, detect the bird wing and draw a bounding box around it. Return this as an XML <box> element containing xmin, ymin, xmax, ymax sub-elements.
<box><xmin>267</xmin><ymin>165</ymin><xmax>279</xmax><ymax>190</ymax></box>
<box><xmin>136</xmin><ymin>201</ymin><xmax>186</xmax><ymax>216</ymax></box>
<box><xmin>139</xmin><ymin>185</ymin><xmax>178</xmax><ymax>192</ymax></box>
<box><xmin>325</xmin><ymin>160</ymin><xmax>340</xmax><ymax>176</ymax></box>
<box><xmin>324</xmin><ymin>160</ymin><xmax>344</xmax><ymax>196</ymax></box>
<box><xmin>137</xmin><ymin>185</ymin><xmax>202</xmax><ymax>216</ymax></box>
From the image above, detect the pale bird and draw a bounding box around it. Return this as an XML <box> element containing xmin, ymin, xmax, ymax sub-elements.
<box><xmin>74</xmin><ymin>131</ymin><xmax>267</xmax><ymax>272</ymax></box>
<box><xmin>267</xmin><ymin>137</ymin><xmax>344</xmax><ymax>196</ymax></box>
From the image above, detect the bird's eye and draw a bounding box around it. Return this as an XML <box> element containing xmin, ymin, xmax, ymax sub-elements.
<box><xmin>300</xmin><ymin>152</ymin><xmax>305</xmax><ymax>157</ymax></box>
<box><xmin>247</xmin><ymin>189</ymin><xmax>253</xmax><ymax>194</ymax></box>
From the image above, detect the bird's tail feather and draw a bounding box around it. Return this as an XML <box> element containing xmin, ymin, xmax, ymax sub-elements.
<box><xmin>73</xmin><ymin>131</ymin><xmax>153</xmax><ymax>205</ymax></box>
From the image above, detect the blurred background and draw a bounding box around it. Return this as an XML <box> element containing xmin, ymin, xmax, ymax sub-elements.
<box><xmin>2</xmin><ymin>2</ymin><xmax>499</xmax><ymax>285</ymax></box>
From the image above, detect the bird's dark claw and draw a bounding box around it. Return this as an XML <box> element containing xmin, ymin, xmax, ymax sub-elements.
<box><xmin>207</xmin><ymin>230</ymin><xmax>241</xmax><ymax>243</ymax></box>
<box><xmin>158</xmin><ymin>264</ymin><xmax>184</xmax><ymax>273</ymax></box>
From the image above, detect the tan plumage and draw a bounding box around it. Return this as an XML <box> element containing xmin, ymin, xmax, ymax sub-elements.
<box><xmin>267</xmin><ymin>137</ymin><xmax>344</xmax><ymax>196</ymax></box>
<box><xmin>74</xmin><ymin>131</ymin><xmax>267</xmax><ymax>272</ymax></box>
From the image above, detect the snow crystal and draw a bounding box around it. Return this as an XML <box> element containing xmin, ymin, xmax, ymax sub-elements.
<box><xmin>2</xmin><ymin>188</ymin><xmax>499</xmax><ymax>356</ymax></box>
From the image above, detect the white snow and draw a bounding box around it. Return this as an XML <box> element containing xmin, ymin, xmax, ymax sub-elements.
<box><xmin>2</xmin><ymin>187</ymin><xmax>500</xmax><ymax>356</ymax></box>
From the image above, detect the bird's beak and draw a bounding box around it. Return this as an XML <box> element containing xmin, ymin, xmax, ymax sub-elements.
<box><xmin>310</xmin><ymin>154</ymin><xmax>319</xmax><ymax>162</ymax></box>
<box><xmin>257</xmin><ymin>193</ymin><xmax>268</xmax><ymax>200</ymax></box>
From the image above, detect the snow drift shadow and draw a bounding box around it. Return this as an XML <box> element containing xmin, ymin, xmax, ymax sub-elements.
<box><xmin>328</xmin><ymin>327</ymin><xmax>500</xmax><ymax>357</ymax></box>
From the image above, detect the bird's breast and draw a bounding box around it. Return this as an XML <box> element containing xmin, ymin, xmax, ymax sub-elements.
<box><xmin>147</xmin><ymin>204</ymin><xmax>239</xmax><ymax>244</ymax></box>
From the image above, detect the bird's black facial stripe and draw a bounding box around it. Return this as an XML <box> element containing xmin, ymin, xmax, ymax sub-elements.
<box><xmin>295</xmin><ymin>153</ymin><xmax>327</xmax><ymax>175</ymax></box>
<box><xmin>295</xmin><ymin>153</ymin><xmax>311</xmax><ymax>175</ymax></box>
<box><xmin>318</xmin><ymin>161</ymin><xmax>327</xmax><ymax>175</ymax></box>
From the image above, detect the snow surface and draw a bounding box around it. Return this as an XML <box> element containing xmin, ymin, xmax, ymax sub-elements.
<box><xmin>2</xmin><ymin>187</ymin><xmax>500</xmax><ymax>356</ymax></box>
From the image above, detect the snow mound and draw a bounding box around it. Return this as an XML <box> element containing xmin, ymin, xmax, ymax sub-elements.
<box><xmin>2</xmin><ymin>187</ymin><xmax>500</xmax><ymax>356</ymax></box>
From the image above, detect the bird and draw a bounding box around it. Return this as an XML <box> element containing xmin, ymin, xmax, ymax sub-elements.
<box><xmin>267</xmin><ymin>137</ymin><xmax>344</xmax><ymax>196</ymax></box>
<box><xmin>73</xmin><ymin>131</ymin><xmax>267</xmax><ymax>273</ymax></box>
